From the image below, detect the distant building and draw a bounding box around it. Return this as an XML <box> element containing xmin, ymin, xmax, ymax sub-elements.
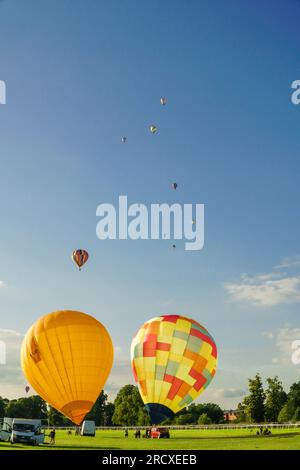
<box><xmin>224</xmin><ymin>409</ymin><xmax>240</xmax><ymax>422</ymax></box>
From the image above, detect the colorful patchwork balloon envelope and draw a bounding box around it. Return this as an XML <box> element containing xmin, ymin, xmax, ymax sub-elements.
<box><xmin>21</xmin><ymin>310</ymin><xmax>114</xmax><ymax>425</ymax></box>
<box><xmin>131</xmin><ymin>315</ymin><xmax>217</xmax><ymax>424</ymax></box>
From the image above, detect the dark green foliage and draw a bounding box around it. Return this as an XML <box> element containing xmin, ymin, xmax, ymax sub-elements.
<box><xmin>112</xmin><ymin>385</ymin><xmax>151</xmax><ymax>426</ymax></box>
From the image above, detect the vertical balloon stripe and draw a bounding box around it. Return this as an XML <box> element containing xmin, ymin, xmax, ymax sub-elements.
<box><xmin>42</xmin><ymin>326</ymin><xmax>71</xmax><ymax>405</ymax></box>
<box><xmin>72</xmin><ymin>250</ymin><xmax>89</xmax><ymax>270</ymax></box>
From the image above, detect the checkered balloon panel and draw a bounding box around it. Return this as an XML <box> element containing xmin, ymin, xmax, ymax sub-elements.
<box><xmin>131</xmin><ymin>315</ymin><xmax>217</xmax><ymax>414</ymax></box>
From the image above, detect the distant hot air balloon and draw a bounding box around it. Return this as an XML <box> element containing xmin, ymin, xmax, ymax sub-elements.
<box><xmin>122</xmin><ymin>136</ymin><xmax>127</xmax><ymax>143</ymax></box>
<box><xmin>149</xmin><ymin>125</ymin><xmax>158</xmax><ymax>134</ymax></box>
<box><xmin>172</xmin><ymin>244</ymin><xmax>176</xmax><ymax>249</ymax></box>
<box><xmin>171</xmin><ymin>182</ymin><xmax>178</xmax><ymax>190</ymax></box>
<box><xmin>160</xmin><ymin>97</ymin><xmax>167</xmax><ymax>106</ymax></box>
<box><xmin>21</xmin><ymin>310</ymin><xmax>114</xmax><ymax>425</ymax></box>
<box><xmin>131</xmin><ymin>315</ymin><xmax>217</xmax><ymax>424</ymax></box>
<box><xmin>25</xmin><ymin>386</ymin><xmax>30</xmax><ymax>394</ymax></box>
<box><xmin>72</xmin><ymin>249</ymin><xmax>89</xmax><ymax>271</ymax></box>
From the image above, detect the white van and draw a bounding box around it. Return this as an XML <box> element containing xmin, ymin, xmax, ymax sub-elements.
<box><xmin>80</xmin><ymin>420</ymin><xmax>96</xmax><ymax>436</ymax></box>
<box><xmin>10</xmin><ymin>419</ymin><xmax>45</xmax><ymax>445</ymax></box>
<box><xmin>0</xmin><ymin>418</ymin><xmax>13</xmax><ymax>442</ymax></box>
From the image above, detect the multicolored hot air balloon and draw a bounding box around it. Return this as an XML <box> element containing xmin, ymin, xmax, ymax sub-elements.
<box><xmin>131</xmin><ymin>315</ymin><xmax>217</xmax><ymax>424</ymax></box>
<box><xmin>160</xmin><ymin>97</ymin><xmax>167</xmax><ymax>106</ymax></box>
<box><xmin>21</xmin><ymin>310</ymin><xmax>114</xmax><ymax>425</ymax></box>
<box><xmin>72</xmin><ymin>249</ymin><xmax>89</xmax><ymax>271</ymax></box>
<box><xmin>171</xmin><ymin>182</ymin><xmax>178</xmax><ymax>190</ymax></box>
<box><xmin>149</xmin><ymin>125</ymin><xmax>158</xmax><ymax>134</ymax></box>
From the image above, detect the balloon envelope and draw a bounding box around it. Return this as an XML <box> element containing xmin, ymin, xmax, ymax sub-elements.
<box><xmin>131</xmin><ymin>315</ymin><xmax>217</xmax><ymax>424</ymax></box>
<box><xmin>21</xmin><ymin>310</ymin><xmax>114</xmax><ymax>425</ymax></box>
<box><xmin>72</xmin><ymin>250</ymin><xmax>89</xmax><ymax>270</ymax></box>
<box><xmin>149</xmin><ymin>125</ymin><xmax>157</xmax><ymax>134</ymax></box>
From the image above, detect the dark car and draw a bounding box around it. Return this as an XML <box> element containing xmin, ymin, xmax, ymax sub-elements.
<box><xmin>158</xmin><ymin>428</ymin><xmax>170</xmax><ymax>438</ymax></box>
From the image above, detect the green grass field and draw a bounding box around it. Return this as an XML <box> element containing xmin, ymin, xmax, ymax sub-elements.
<box><xmin>1</xmin><ymin>428</ymin><xmax>300</xmax><ymax>450</ymax></box>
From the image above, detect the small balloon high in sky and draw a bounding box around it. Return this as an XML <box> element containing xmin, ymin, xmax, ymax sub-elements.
<box><xmin>72</xmin><ymin>249</ymin><xmax>89</xmax><ymax>271</ymax></box>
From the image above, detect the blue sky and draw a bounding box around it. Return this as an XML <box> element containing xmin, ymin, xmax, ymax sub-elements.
<box><xmin>1</xmin><ymin>0</ymin><xmax>300</xmax><ymax>407</ymax></box>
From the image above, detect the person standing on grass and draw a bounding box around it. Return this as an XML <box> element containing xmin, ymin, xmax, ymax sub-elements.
<box><xmin>49</xmin><ymin>428</ymin><xmax>56</xmax><ymax>445</ymax></box>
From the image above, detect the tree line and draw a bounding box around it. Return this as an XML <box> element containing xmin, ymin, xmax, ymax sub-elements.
<box><xmin>1</xmin><ymin>375</ymin><xmax>300</xmax><ymax>426</ymax></box>
<box><xmin>0</xmin><ymin>385</ymin><xmax>223</xmax><ymax>426</ymax></box>
<box><xmin>236</xmin><ymin>374</ymin><xmax>300</xmax><ymax>423</ymax></box>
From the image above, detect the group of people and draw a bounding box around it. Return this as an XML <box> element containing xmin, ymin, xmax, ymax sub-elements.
<box><xmin>124</xmin><ymin>428</ymin><xmax>152</xmax><ymax>439</ymax></box>
<box><xmin>256</xmin><ymin>427</ymin><xmax>272</xmax><ymax>436</ymax></box>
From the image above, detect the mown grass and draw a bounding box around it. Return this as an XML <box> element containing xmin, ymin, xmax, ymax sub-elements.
<box><xmin>0</xmin><ymin>428</ymin><xmax>300</xmax><ymax>450</ymax></box>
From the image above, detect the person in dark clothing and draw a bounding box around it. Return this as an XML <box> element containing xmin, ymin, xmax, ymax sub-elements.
<box><xmin>49</xmin><ymin>429</ymin><xmax>56</xmax><ymax>445</ymax></box>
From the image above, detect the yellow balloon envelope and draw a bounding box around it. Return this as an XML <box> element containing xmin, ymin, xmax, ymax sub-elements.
<box><xmin>131</xmin><ymin>315</ymin><xmax>217</xmax><ymax>424</ymax></box>
<box><xmin>21</xmin><ymin>310</ymin><xmax>114</xmax><ymax>425</ymax></box>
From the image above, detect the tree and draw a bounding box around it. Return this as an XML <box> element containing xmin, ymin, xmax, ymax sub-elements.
<box><xmin>196</xmin><ymin>404</ymin><xmax>224</xmax><ymax>424</ymax></box>
<box><xmin>104</xmin><ymin>402</ymin><xmax>115</xmax><ymax>426</ymax></box>
<box><xmin>235</xmin><ymin>402</ymin><xmax>248</xmax><ymax>423</ymax></box>
<box><xmin>198</xmin><ymin>413</ymin><xmax>212</xmax><ymax>425</ymax></box>
<box><xmin>286</xmin><ymin>381</ymin><xmax>300</xmax><ymax>417</ymax></box>
<box><xmin>278</xmin><ymin>404</ymin><xmax>290</xmax><ymax>423</ymax></box>
<box><xmin>0</xmin><ymin>397</ymin><xmax>6</xmax><ymax>418</ymax></box>
<box><xmin>179</xmin><ymin>403</ymin><xmax>224</xmax><ymax>424</ymax></box>
<box><xmin>85</xmin><ymin>391</ymin><xmax>108</xmax><ymax>425</ymax></box>
<box><xmin>186</xmin><ymin>404</ymin><xmax>198</xmax><ymax>422</ymax></box>
<box><xmin>136</xmin><ymin>406</ymin><xmax>151</xmax><ymax>426</ymax></box>
<box><xmin>243</xmin><ymin>374</ymin><xmax>265</xmax><ymax>423</ymax></box>
<box><xmin>175</xmin><ymin>413</ymin><xmax>194</xmax><ymax>425</ymax></box>
<box><xmin>264</xmin><ymin>377</ymin><xmax>287</xmax><ymax>422</ymax></box>
<box><xmin>293</xmin><ymin>407</ymin><xmax>300</xmax><ymax>422</ymax></box>
<box><xmin>112</xmin><ymin>385</ymin><xmax>150</xmax><ymax>426</ymax></box>
<box><xmin>5</xmin><ymin>396</ymin><xmax>47</xmax><ymax>420</ymax></box>
<box><xmin>48</xmin><ymin>406</ymin><xmax>72</xmax><ymax>426</ymax></box>
<box><xmin>278</xmin><ymin>381</ymin><xmax>300</xmax><ymax>422</ymax></box>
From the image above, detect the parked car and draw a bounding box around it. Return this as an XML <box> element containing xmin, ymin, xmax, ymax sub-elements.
<box><xmin>150</xmin><ymin>427</ymin><xmax>170</xmax><ymax>438</ymax></box>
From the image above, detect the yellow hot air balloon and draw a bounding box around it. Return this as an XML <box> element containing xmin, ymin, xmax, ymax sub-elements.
<box><xmin>21</xmin><ymin>310</ymin><xmax>113</xmax><ymax>425</ymax></box>
<box><xmin>131</xmin><ymin>315</ymin><xmax>217</xmax><ymax>424</ymax></box>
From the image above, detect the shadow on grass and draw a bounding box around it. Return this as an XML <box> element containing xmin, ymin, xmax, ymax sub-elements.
<box><xmin>1</xmin><ymin>443</ymin><xmax>120</xmax><ymax>450</ymax></box>
<box><xmin>169</xmin><ymin>432</ymin><xmax>300</xmax><ymax>441</ymax></box>
<box><xmin>41</xmin><ymin>445</ymin><xmax>121</xmax><ymax>450</ymax></box>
